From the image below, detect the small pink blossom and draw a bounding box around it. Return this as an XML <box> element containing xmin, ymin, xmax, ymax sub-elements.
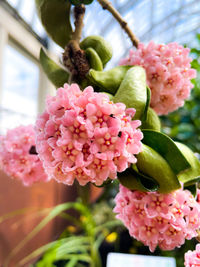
<box><xmin>120</xmin><ymin>41</ymin><xmax>196</xmax><ymax>115</ymax></box>
<box><xmin>35</xmin><ymin>84</ymin><xmax>143</xmax><ymax>186</ymax></box>
<box><xmin>114</xmin><ymin>185</ymin><xmax>200</xmax><ymax>252</ymax></box>
<box><xmin>185</xmin><ymin>244</ymin><xmax>200</xmax><ymax>267</ymax></box>
<box><xmin>0</xmin><ymin>125</ymin><xmax>49</xmax><ymax>186</ymax></box>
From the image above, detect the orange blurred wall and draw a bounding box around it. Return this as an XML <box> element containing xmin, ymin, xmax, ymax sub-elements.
<box><xmin>0</xmin><ymin>170</ymin><xmax>77</xmax><ymax>266</ymax></box>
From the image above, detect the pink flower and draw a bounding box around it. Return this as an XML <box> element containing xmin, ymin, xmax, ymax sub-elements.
<box><xmin>185</xmin><ymin>244</ymin><xmax>200</xmax><ymax>267</ymax></box>
<box><xmin>120</xmin><ymin>41</ymin><xmax>196</xmax><ymax>115</ymax></box>
<box><xmin>114</xmin><ymin>185</ymin><xmax>200</xmax><ymax>252</ymax></box>
<box><xmin>35</xmin><ymin>84</ymin><xmax>143</xmax><ymax>186</ymax></box>
<box><xmin>0</xmin><ymin>125</ymin><xmax>49</xmax><ymax>186</ymax></box>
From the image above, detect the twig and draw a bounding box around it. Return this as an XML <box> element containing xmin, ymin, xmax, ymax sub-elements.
<box><xmin>72</xmin><ymin>4</ymin><xmax>86</xmax><ymax>42</ymax></box>
<box><xmin>63</xmin><ymin>4</ymin><xmax>90</xmax><ymax>80</ymax></box>
<box><xmin>97</xmin><ymin>0</ymin><xmax>139</xmax><ymax>48</ymax></box>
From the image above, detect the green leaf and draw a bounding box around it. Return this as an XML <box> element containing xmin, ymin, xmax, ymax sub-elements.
<box><xmin>88</xmin><ymin>66</ymin><xmax>132</xmax><ymax>94</ymax></box>
<box><xmin>113</xmin><ymin>66</ymin><xmax>147</xmax><ymax>120</ymax></box>
<box><xmin>176</xmin><ymin>142</ymin><xmax>200</xmax><ymax>186</ymax></box>
<box><xmin>35</xmin><ymin>0</ymin><xmax>72</xmax><ymax>48</ymax></box>
<box><xmin>80</xmin><ymin>35</ymin><xmax>113</xmax><ymax>66</ymax></box>
<box><xmin>83</xmin><ymin>0</ymin><xmax>94</xmax><ymax>4</ymax></box>
<box><xmin>69</xmin><ymin>0</ymin><xmax>81</xmax><ymax>4</ymax></box>
<box><xmin>85</xmin><ymin>48</ymin><xmax>103</xmax><ymax>71</ymax></box>
<box><xmin>136</xmin><ymin>144</ymin><xmax>181</xmax><ymax>193</ymax></box>
<box><xmin>93</xmin><ymin>178</ymin><xmax>113</xmax><ymax>187</ymax></box>
<box><xmin>142</xmin><ymin>130</ymin><xmax>190</xmax><ymax>175</ymax></box>
<box><xmin>118</xmin><ymin>166</ymin><xmax>159</xmax><ymax>192</ymax></box>
<box><xmin>0</xmin><ymin>208</ymin><xmax>30</xmax><ymax>223</ymax></box>
<box><xmin>141</xmin><ymin>107</ymin><xmax>161</xmax><ymax>131</ymax></box>
<box><xmin>191</xmin><ymin>48</ymin><xmax>200</xmax><ymax>55</ymax></box>
<box><xmin>40</xmin><ymin>48</ymin><xmax>69</xmax><ymax>88</ymax></box>
<box><xmin>5</xmin><ymin>202</ymin><xmax>92</xmax><ymax>266</ymax></box>
<box><xmin>19</xmin><ymin>237</ymin><xmax>89</xmax><ymax>266</ymax></box>
<box><xmin>56</xmin><ymin>239</ymin><xmax>91</xmax><ymax>258</ymax></box>
<box><xmin>60</xmin><ymin>255</ymin><xmax>92</xmax><ymax>263</ymax></box>
<box><xmin>141</xmin><ymin>86</ymin><xmax>151</xmax><ymax>122</ymax></box>
<box><xmin>67</xmin><ymin>258</ymin><xmax>79</xmax><ymax>267</ymax></box>
<box><xmin>70</xmin><ymin>0</ymin><xmax>94</xmax><ymax>4</ymax></box>
<box><xmin>184</xmin><ymin>184</ymin><xmax>197</xmax><ymax>198</ymax></box>
<box><xmin>36</xmin><ymin>236</ymin><xmax>91</xmax><ymax>264</ymax></box>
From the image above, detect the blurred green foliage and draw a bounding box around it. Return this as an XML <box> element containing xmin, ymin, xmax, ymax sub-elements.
<box><xmin>29</xmin><ymin>200</ymin><xmax>122</xmax><ymax>267</ymax></box>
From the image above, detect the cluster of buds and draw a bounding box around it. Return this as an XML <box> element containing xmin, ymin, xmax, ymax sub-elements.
<box><xmin>0</xmin><ymin>125</ymin><xmax>48</xmax><ymax>186</ymax></box>
<box><xmin>35</xmin><ymin>84</ymin><xmax>143</xmax><ymax>186</ymax></box>
<box><xmin>114</xmin><ymin>185</ymin><xmax>200</xmax><ymax>252</ymax></box>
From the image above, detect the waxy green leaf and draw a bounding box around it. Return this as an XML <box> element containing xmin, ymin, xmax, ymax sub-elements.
<box><xmin>136</xmin><ymin>144</ymin><xmax>181</xmax><ymax>193</ymax></box>
<box><xmin>141</xmin><ymin>86</ymin><xmax>151</xmax><ymax>122</ymax></box>
<box><xmin>83</xmin><ymin>0</ymin><xmax>94</xmax><ymax>4</ymax></box>
<box><xmin>184</xmin><ymin>184</ymin><xmax>197</xmax><ymax>198</ymax></box>
<box><xmin>80</xmin><ymin>35</ymin><xmax>113</xmax><ymax>66</ymax></box>
<box><xmin>141</xmin><ymin>107</ymin><xmax>161</xmax><ymax>131</ymax></box>
<box><xmin>113</xmin><ymin>66</ymin><xmax>147</xmax><ymax>120</ymax></box>
<box><xmin>35</xmin><ymin>0</ymin><xmax>72</xmax><ymax>48</ymax></box>
<box><xmin>69</xmin><ymin>0</ymin><xmax>80</xmax><ymax>4</ymax></box>
<box><xmin>118</xmin><ymin>166</ymin><xmax>159</xmax><ymax>192</ymax></box>
<box><xmin>70</xmin><ymin>0</ymin><xmax>94</xmax><ymax>4</ymax></box>
<box><xmin>88</xmin><ymin>66</ymin><xmax>132</xmax><ymax>94</ymax></box>
<box><xmin>176</xmin><ymin>142</ymin><xmax>200</xmax><ymax>186</ymax></box>
<box><xmin>142</xmin><ymin>130</ymin><xmax>190</xmax><ymax>175</ymax></box>
<box><xmin>85</xmin><ymin>48</ymin><xmax>103</xmax><ymax>71</ymax></box>
<box><xmin>40</xmin><ymin>48</ymin><xmax>69</xmax><ymax>88</ymax></box>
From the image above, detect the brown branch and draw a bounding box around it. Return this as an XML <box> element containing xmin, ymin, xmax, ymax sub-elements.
<box><xmin>97</xmin><ymin>0</ymin><xmax>139</xmax><ymax>48</ymax></box>
<box><xmin>63</xmin><ymin>4</ymin><xmax>90</xmax><ymax>80</ymax></box>
<box><xmin>72</xmin><ymin>4</ymin><xmax>86</xmax><ymax>42</ymax></box>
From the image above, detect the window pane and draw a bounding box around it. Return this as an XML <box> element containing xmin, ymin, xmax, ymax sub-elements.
<box><xmin>7</xmin><ymin>0</ymin><xmax>19</xmax><ymax>8</ymax></box>
<box><xmin>0</xmin><ymin>44</ymin><xmax>39</xmax><ymax>133</ymax></box>
<box><xmin>18</xmin><ymin>0</ymin><xmax>35</xmax><ymax>24</ymax></box>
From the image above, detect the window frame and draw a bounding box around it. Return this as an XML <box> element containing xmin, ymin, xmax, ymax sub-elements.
<box><xmin>0</xmin><ymin>4</ymin><xmax>54</xmax><ymax>118</ymax></box>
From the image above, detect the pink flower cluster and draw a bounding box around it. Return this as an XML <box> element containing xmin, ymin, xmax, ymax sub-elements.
<box><xmin>0</xmin><ymin>125</ymin><xmax>49</xmax><ymax>186</ymax></box>
<box><xmin>120</xmin><ymin>41</ymin><xmax>196</xmax><ymax>115</ymax></box>
<box><xmin>185</xmin><ymin>244</ymin><xmax>200</xmax><ymax>267</ymax></box>
<box><xmin>35</xmin><ymin>84</ymin><xmax>143</xmax><ymax>186</ymax></box>
<box><xmin>114</xmin><ymin>185</ymin><xmax>200</xmax><ymax>252</ymax></box>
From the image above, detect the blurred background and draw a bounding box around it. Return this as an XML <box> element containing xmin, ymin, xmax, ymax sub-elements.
<box><xmin>0</xmin><ymin>0</ymin><xmax>200</xmax><ymax>266</ymax></box>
